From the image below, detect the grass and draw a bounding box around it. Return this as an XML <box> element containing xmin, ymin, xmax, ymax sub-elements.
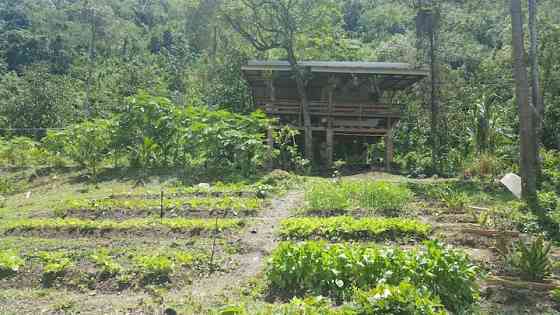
<box><xmin>0</xmin><ymin>218</ymin><xmax>245</xmax><ymax>235</ymax></box>
<box><xmin>279</xmin><ymin>216</ymin><xmax>431</xmax><ymax>241</ymax></box>
<box><xmin>304</xmin><ymin>180</ymin><xmax>412</xmax><ymax>214</ymax></box>
<box><xmin>409</xmin><ymin>180</ymin><xmax>516</xmax><ymax>209</ymax></box>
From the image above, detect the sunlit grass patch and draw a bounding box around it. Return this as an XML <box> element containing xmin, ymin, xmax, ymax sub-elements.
<box><xmin>304</xmin><ymin>180</ymin><xmax>412</xmax><ymax>214</ymax></box>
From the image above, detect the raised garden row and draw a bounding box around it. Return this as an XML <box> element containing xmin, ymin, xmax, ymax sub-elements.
<box><xmin>0</xmin><ymin>218</ymin><xmax>246</xmax><ymax>237</ymax></box>
<box><xmin>0</xmin><ymin>246</ymin><xmax>225</xmax><ymax>291</ymax></box>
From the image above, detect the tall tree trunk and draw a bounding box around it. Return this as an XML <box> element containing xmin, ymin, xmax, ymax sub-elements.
<box><xmin>430</xmin><ymin>24</ymin><xmax>440</xmax><ymax>175</ymax></box>
<box><xmin>85</xmin><ymin>4</ymin><xmax>96</xmax><ymax>118</ymax></box>
<box><xmin>286</xmin><ymin>47</ymin><xmax>313</xmax><ymax>161</ymax></box>
<box><xmin>528</xmin><ymin>0</ymin><xmax>543</xmax><ymax>183</ymax></box>
<box><xmin>510</xmin><ymin>0</ymin><xmax>537</xmax><ymax>202</ymax></box>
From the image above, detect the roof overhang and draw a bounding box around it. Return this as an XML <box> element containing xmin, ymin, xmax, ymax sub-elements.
<box><xmin>242</xmin><ymin>60</ymin><xmax>430</xmax><ymax>77</ymax></box>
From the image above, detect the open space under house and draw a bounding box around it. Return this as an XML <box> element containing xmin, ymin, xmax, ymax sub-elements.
<box><xmin>242</xmin><ymin>60</ymin><xmax>429</xmax><ymax>170</ymax></box>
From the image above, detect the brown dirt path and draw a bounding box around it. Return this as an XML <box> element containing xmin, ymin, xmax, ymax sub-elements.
<box><xmin>187</xmin><ymin>190</ymin><xmax>303</xmax><ymax>305</ymax></box>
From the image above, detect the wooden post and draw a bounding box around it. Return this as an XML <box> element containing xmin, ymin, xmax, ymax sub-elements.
<box><xmin>267</xmin><ymin>126</ymin><xmax>274</xmax><ymax>170</ymax></box>
<box><xmin>327</xmin><ymin>78</ymin><xmax>335</xmax><ymax>168</ymax></box>
<box><xmin>267</xmin><ymin>79</ymin><xmax>276</xmax><ymax>170</ymax></box>
<box><xmin>326</xmin><ymin>128</ymin><xmax>334</xmax><ymax>168</ymax></box>
<box><xmin>385</xmin><ymin>118</ymin><xmax>394</xmax><ymax>172</ymax></box>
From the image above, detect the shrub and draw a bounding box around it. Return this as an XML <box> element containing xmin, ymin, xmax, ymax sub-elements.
<box><xmin>134</xmin><ymin>254</ymin><xmax>175</xmax><ymax>284</ymax></box>
<box><xmin>39</xmin><ymin>252</ymin><xmax>74</xmax><ymax>285</ymax></box>
<box><xmin>45</xmin><ymin>119</ymin><xmax>114</xmax><ymax>181</ymax></box>
<box><xmin>0</xmin><ymin>136</ymin><xmax>49</xmax><ymax>168</ymax></box>
<box><xmin>542</xmin><ymin>149</ymin><xmax>560</xmax><ymax>193</ymax></box>
<box><xmin>90</xmin><ymin>250</ymin><xmax>122</xmax><ymax>278</ymax></box>
<box><xmin>279</xmin><ymin>217</ymin><xmax>431</xmax><ymax>241</ymax></box>
<box><xmin>266</xmin><ymin>241</ymin><xmax>479</xmax><ymax>313</ymax></box>
<box><xmin>0</xmin><ymin>250</ymin><xmax>25</xmax><ymax>278</ymax></box>
<box><xmin>352</xmin><ymin>282</ymin><xmax>447</xmax><ymax>315</ymax></box>
<box><xmin>465</xmin><ymin>153</ymin><xmax>502</xmax><ymax>179</ymax></box>
<box><xmin>509</xmin><ymin>236</ymin><xmax>552</xmax><ymax>282</ymax></box>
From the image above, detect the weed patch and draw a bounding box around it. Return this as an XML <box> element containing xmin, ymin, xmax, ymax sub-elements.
<box><xmin>304</xmin><ymin>180</ymin><xmax>412</xmax><ymax>215</ymax></box>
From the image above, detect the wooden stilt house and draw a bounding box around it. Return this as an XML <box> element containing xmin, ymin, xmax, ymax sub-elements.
<box><xmin>242</xmin><ymin>61</ymin><xmax>429</xmax><ymax>170</ymax></box>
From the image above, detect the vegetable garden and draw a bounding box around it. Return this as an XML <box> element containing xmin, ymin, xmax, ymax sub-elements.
<box><xmin>2</xmin><ymin>167</ymin><xmax>560</xmax><ymax>313</ymax></box>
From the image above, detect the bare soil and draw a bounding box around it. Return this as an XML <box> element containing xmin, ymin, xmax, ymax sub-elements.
<box><xmin>186</xmin><ymin>190</ymin><xmax>302</xmax><ymax>306</ymax></box>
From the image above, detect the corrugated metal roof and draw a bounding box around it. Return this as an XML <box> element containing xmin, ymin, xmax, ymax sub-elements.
<box><xmin>242</xmin><ymin>60</ymin><xmax>429</xmax><ymax>76</ymax></box>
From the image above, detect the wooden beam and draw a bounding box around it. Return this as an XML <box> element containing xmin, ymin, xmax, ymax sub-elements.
<box><xmin>326</xmin><ymin>127</ymin><xmax>334</xmax><ymax>167</ymax></box>
<box><xmin>384</xmin><ymin>118</ymin><xmax>394</xmax><ymax>172</ymax></box>
<box><xmin>267</xmin><ymin>126</ymin><xmax>274</xmax><ymax>170</ymax></box>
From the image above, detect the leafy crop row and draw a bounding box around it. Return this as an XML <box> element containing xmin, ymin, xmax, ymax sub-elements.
<box><xmin>1</xmin><ymin>248</ymin><xmax>208</xmax><ymax>287</ymax></box>
<box><xmin>0</xmin><ymin>218</ymin><xmax>245</xmax><ymax>235</ymax></box>
<box><xmin>279</xmin><ymin>216</ymin><xmax>431</xmax><ymax>241</ymax></box>
<box><xmin>266</xmin><ymin>241</ymin><xmax>479</xmax><ymax>313</ymax></box>
<box><xmin>55</xmin><ymin>197</ymin><xmax>263</xmax><ymax>217</ymax></box>
<box><xmin>219</xmin><ymin>282</ymin><xmax>446</xmax><ymax>315</ymax></box>
<box><xmin>304</xmin><ymin>180</ymin><xmax>412</xmax><ymax>213</ymax></box>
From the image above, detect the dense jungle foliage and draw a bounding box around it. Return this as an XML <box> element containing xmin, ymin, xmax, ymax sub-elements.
<box><xmin>0</xmin><ymin>0</ymin><xmax>559</xmax><ymax>179</ymax></box>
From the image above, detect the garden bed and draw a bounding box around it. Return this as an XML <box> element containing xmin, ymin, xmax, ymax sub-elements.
<box><xmin>0</xmin><ymin>218</ymin><xmax>246</xmax><ymax>238</ymax></box>
<box><xmin>0</xmin><ymin>245</ymin><xmax>233</xmax><ymax>292</ymax></box>
<box><xmin>52</xmin><ymin>197</ymin><xmax>265</xmax><ymax>219</ymax></box>
<box><xmin>279</xmin><ymin>216</ymin><xmax>431</xmax><ymax>241</ymax></box>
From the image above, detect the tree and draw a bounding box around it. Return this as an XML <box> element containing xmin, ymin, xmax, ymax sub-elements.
<box><xmin>415</xmin><ymin>0</ymin><xmax>441</xmax><ymax>175</ymax></box>
<box><xmin>223</xmin><ymin>0</ymin><xmax>340</xmax><ymax>162</ymax></box>
<box><xmin>528</xmin><ymin>0</ymin><xmax>543</xmax><ymax>140</ymax></box>
<box><xmin>510</xmin><ymin>0</ymin><xmax>537</xmax><ymax>202</ymax></box>
<box><xmin>528</xmin><ymin>0</ymin><xmax>543</xmax><ymax>184</ymax></box>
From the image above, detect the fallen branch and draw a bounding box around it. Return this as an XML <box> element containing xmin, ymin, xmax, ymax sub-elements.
<box><xmin>461</xmin><ymin>228</ymin><xmax>520</xmax><ymax>238</ymax></box>
<box><xmin>486</xmin><ymin>275</ymin><xmax>559</xmax><ymax>291</ymax></box>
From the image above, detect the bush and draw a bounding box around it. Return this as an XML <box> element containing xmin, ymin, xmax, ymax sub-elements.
<box><xmin>266</xmin><ymin>241</ymin><xmax>479</xmax><ymax>313</ymax></box>
<box><xmin>0</xmin><ymin>136</ymin><xmax>49</xmax><ymax>168</ymax></box>
<box><xmin>542</xmin><ymin>149</ymin><xmax>560</xmax><ymax>193</ymax></box>
<box><xmin>39</xmin><ymin>251</ymin><xmax>74</xmax><ymax>285</ymax></box>
<box><xmin>464</xmin><ymin>153</ymin><xmax>502</xmax><ymax>179</ymax></box>
<box><xmin>45</xmin><ymin>119</ymin><xmax>114</xmax><ymax>181</ymax></box>
<box><xmin>134</xmin><ymin>254</ymin><xmax>175</xmax><ymax>284</ymax></box>
<box><xmin>279</xmin><ymin>216</ymin><xmax>431</xmax><ymax>241</ymax></box>
<box><xmin>0</xmin><ymin>250</ymin><xmax>25</xmax><ymax>278</ymax></box>
<box><xmin>117</xmin><ymin>92</ymin><xmax>271</xmax><ymax>177</ymax></box>
<box><xmin>509</xmin><ymin>236</ymin><xmax>552</xmax><ymax>282</ymax></box>
<box><xmin>90</xmin><ymin>250</ymin><xmax>122</xmax><ymax>278</ymax></box>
